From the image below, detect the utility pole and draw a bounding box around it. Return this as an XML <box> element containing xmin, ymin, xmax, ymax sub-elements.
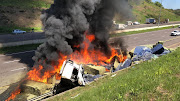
<box><xmin>158</xmin><ymin>0</ymin><xmax>163</xmax><ymax>27</ymax></box>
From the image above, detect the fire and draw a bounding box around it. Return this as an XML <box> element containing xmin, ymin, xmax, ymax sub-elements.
<box><xmin>27</xmin><ymin>31</ymin><xmax>127</xmax><ymax>83</ymax></box>
<box><xmin>6</xmin><ymin>88</ymin><xmax>21</xmax><ymax>101</ymax></box>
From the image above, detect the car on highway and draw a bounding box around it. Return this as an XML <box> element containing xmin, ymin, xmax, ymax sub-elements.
<box><xmin>171</xmin><ymin>30</ymin><xmax>180</xmax><ymax>36</ymax></box>
<box><xmin>114</xmin><ymin>24</ymin><xmax>127</xmax><ymax>30</ymax></box>
<box><xmin>12</xmin><ymin>29</ymin><xmax>26</xmax><ymax>34</ymax></box>
<box><xmin>133</xmin><ymin>21</ymin><xmax>140</xmax><ymax>25</ymax></box>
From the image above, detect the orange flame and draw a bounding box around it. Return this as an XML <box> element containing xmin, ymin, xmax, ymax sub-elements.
<box><xmin>6</xmin><ymin>88</ymin><xmax>21</xmax><ymax>101</ymax></box>
<box><xmin>27</xmin><ymin>32</ymin><xmax>127</xmax><ymax>83</ymax></box>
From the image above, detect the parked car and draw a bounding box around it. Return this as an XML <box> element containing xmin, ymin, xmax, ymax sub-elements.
<box><xmin>12</xmin><ymin>29</ymin><xmax>26</xmax><ymax>34</ymax></box>
<box><xmin>171</xmin><ymin>30</ymin><xmax>180</xmax><ymax>36</ymax></box>
<box><xmin>133</xmin><ymin>21</ymin><xmax>140</xmax><ymax>25</ymax></box>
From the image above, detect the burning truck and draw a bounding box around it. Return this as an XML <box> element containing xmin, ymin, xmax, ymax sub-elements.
<box><xmin>5</xmin><ymin>0</ymin><xmax>132</xmax><ymax>100</ymax></box>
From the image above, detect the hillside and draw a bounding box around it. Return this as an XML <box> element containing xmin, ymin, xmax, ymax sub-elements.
<box><xmin>115</xmin><ymin>0</ymin><xmax>180</xmax><ymax>23</ymax></box>
<box><xmin>131</xmin><ymin>0</ymin><xmax>180</xmax><ymax>23</ymax></box>
<box><xmin>0</xmin><ymin>0</ymin><xmax>179</xmax><ymax>33</ymax></box>
<box><xmin>0</xmin><ymin>0</ymin><xmax>53</xmax><ymax>33</ymax></box>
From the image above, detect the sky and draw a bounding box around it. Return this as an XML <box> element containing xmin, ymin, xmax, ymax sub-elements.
<box><xmin>152</xmin><ymin>0</ymin><xmax>180</xmax><ymax>10</ymax></box>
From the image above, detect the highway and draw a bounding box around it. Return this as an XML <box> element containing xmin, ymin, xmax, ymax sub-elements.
<box><xmin>0</xmin><ymin>21</ymin><xmax>179</xmax><ymax>44</ymax></box>
<box><xmin>0</xmin><ymin>28</ymin><xmax>180</xmax><ymax>97</ymax></box>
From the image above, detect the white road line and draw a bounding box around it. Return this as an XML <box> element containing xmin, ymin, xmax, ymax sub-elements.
<box><xmin>0</xmin><ymin>50</ymin><xmax>35</xmax><ymax>57</ymax></box>
<box><xmin>3</xmin><ymin>60</ymin><xmax>20</xmax><ymax>64</ymax></box>
<box><xmin>11</xmin><ymin>67</ymin><xmax>27</xmax><ymax>72</ymax></box>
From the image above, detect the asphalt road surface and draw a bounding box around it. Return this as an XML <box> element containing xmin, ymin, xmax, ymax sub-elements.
<box><xmin>0</xmin><ymin>21</ymin><xmax>180</xmax><ymax>44</ymax></box>
<box><xmin>0</xmin><ymin>28</ymin><xmax>180</xmax><ymax>96</ymax></box>
<box><xmin>0</xmin><ymin>32</ymin><xmax>45</xmax><ymax>43</ymax></box>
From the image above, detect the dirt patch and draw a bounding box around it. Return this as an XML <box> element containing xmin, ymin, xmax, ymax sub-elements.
<box><xmin>175</xmin><ymin>74</ymin><xmax>180</xmax><ymax>78</ymax></box>
<box><xmin>156</xmin><ymin>84</ymin><xmax>169</xmax><ymax>95</ymax></box>
<box><xmin>124</xmin><ymin>92</ymin><xmax>129</xmax><ymax>99</ymax></box>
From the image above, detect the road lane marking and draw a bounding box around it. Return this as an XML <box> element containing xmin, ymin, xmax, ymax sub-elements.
<box><xmin>11</xmin><ymin>67</ymin><xmax>27</xmax><ymax>72</ymax></box>
<box><xmin>3</xmin><ymin>59</ymin><xmax>20</xmax><ymax>64</ymax></box>
<box><xmin>166</xmin><ymin>42</ymin><xmax>180</xmax><ymax>48</ymax></box>
<box><xmin>164</xmin><ymin>36</ymin><xmax>180</xmax><ymax>42</ymax></box>
<box><xmin>0</xmin><ymin>85</ymin><xmax>9</xmax><ymax>90</ymax></box>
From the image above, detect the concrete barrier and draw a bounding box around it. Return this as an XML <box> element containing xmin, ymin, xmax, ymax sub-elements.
<box><xmin>0</xmin><ymin>39</ymin><xmax>46</xmax><ymax>48</ymax></box>
<box><xmin>114</xmin><ymin>24</ymin><xmax>180</xmax><ymax>33</ymax></box>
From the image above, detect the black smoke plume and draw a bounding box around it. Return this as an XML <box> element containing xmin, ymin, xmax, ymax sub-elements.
<box><xmin>32</xmin><ymin>0</ymin><xmax>132</xmax><ymax>74</ymax></box>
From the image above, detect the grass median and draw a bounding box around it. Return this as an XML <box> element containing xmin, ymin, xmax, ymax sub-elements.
<box><xmin>50</xmin><ymin>47</ymin><xmax>180</xmax><ymax>101</ymax></box>
<box><xmin>0</xmin><ymin>44</ymin><xmax>41</xmax><ymax>54</ymax></box>
<box><xmin>110</xmin><ymin>25</ymin><xmax>179</xmax><ymax>37</ymax></box>
<box><xmin>0</xmin><ymin>26</ymin><xmax>43</xmax><ymax>34</ymax></box>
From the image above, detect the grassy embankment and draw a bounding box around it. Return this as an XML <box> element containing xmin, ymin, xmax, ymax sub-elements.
<box><xmin>50</xmin><ymin>47</ymin><xmax>180</xmax><ymax>101</ymax></box>
<box><xmin>110</xmin><ymin>25</ymin><xmax>179</xmax><ymax>37</ymax></box>
<box><xmin>0</xmin><ymin>44</ymin><xmax>40</xmax><ymax>54</ymax></box>
<box><xmin>0</xmin><ymin>0</ymin><xmax>53</xmax><ymax>33</ymax></box>
<box><xmin>115</xmin><ymin>0</ymin><xmax>180</xmax><ymax>23</ymax></box>
<box><xmin>132</xmin><ymin>1</ymin><xmax>180</xmax><ymax>23</ymax></box>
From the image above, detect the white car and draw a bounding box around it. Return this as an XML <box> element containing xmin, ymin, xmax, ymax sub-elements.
<box><xmin>171</xmin><ymin>30</ymin><xmax>180</xmax><ymax>36</ymax></box>
<box><xmin>133</xmin><ymin>21</ymin><xmax>140</xmax><ymax>25</ymax></box>
<box><xmin>115</xmin><ymin>24</ymin><xmax>127</xmax><ymax>30</ymax></box>
<box><xmin>12</xmin><ymin>29</ymin><xmax>26</xmax><ymax>34</ymax></box>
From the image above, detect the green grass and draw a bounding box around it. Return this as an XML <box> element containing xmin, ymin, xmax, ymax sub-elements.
<box><xmin>0</xmin><ymin>44</ymin><xmax>41</xmax><ymax>54</ymax></box>
<box><xmin>0</xmin><ymin>26</ymin><xmax>42</xmax><ymax>34</ymax></box>
<box><xmin>50</xmin><ymin>47</ymin><xmax>180</xmax><ymax>101</ymax></box>
<box><xmin>0</xmin><ymin>0</ymin><xmax>53</xmax><ymax>9</ymax></box>
<box><xmin>110</xmin><ymin>25</ymin><xmax>179</xmax><ymax>37</ymax></box>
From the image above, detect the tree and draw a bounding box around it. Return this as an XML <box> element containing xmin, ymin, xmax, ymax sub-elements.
<box><xmin>145</xmin><ymin>0</ymin><xmax>152</xmax><ymax>3</ymax></box>
<box><xmin>154</xmin><ymin>1</ymin><xmax>163</xmax><ymax>8</ymax></box>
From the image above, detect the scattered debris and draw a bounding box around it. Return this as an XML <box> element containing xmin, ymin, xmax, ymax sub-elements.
<box><xmin>115</xmin><ymin>59</ymin><xmax>132</xmax><ymax>71</ymax></box>
<box><xmin>131</xmin><ymin>42</ymin><xmax>171</xmax><ymax>64</ymax></box>
<box><xmin>83</xmin><ymin>65</ymin><xmax>106</xmax><ymax>75</ymax></box>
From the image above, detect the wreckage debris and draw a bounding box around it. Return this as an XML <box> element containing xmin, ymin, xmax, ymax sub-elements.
<box><xmin>131</xmin><ymin>42</ymin><xmax>171</xmax><ymax>64</ymax></box>
<box><xmin>21</xmin><ymin>80</ymin><xmax>54</xmax><ymax>96</ymax></box>
<box><xmin>115</xmin><ymin>59</ymin><xmax>132</xmax><ymax>71</ymax></box>
<box><xmin>83</xmin><ymin>65</ymin><xmax>106</xmax><ymax>75</ymax></box>
<box><xmin>11</xmin><ymin>42</ymin><xmax>172</xmax><ymax>100</ymax></box>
